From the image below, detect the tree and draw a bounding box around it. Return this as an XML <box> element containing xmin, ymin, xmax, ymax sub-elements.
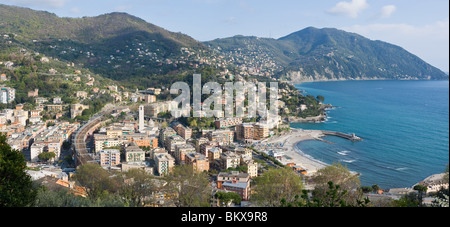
<box><xmin>34</xmin><ymin>186</ymin><xmax>126</xmax><ymax>207</ymax></box>
<box><xmin>251</xmin><ymin>167</ymin><xmax>304</xmax><ymax>207</ymax></box>
<box><xmin>38</xmin><ymin>152</ymin><xmax>56</xmax><ymax>163</ymax></box>
<box><xmin>310</xmin><ymin>181</ymin><xmax>366</xmax><ymax>207</ymax></box>
<box><xmin>316</xmin><ymin>95</ymin><xmax>325</xmax><ymax>103</ymax></box>
<box><xmin>0</xmin><ymin>134</ymin><xmax>37</xmax><ymax>207</ymax></box>
<box><xmin>161</xmin><ymin>122</ymin><xmax>169</xmax><ymax>129</ymax></box>
<box><xmin>310</xmin><ymin>163</ymin><xmax>363</xmax><ymax>206</ymax></box>
<box><xmin>62</xmin><ymin>141</ymin><xmax>71</xmax><ymax>150</ymax></box>
<box><xmin>117</xmin><ymin>169</ymin><xmax>157</xmax><ymax>207</ymax></box>
<box><xmin>63</xmin><ymin>155</ymin><xmax>75</xmax><ymax>167</ymax></box>
<box><xmin>282</xmin><ymin>181</ymin><xmax>370</xmax><ymax>207</ymax></box>
<box><xmin>215</xmin><ymin>191</ymin><xmax>242</xmax><ymax>207</ymax></box>
<box><xmin>392</xmin><ymin>192</ymin><xmax>420</xmax><ymax>207</ymax></box>
<box><xmin>360</xmin><ymin>186</ymin><xmax>374</xmax><ymax>193</ymax></box>
<box><xmin>413</xmin><ymin>184</ymin><xmax>428</xmax><ymax>207</ymax></box>
<box><xmin>372</xmin><ymin>184</ymin><xmax>381</xmax><ymax>192</ymax></box>
<box><xmin>73</xmin><ymin>163</ymin><xmax>119</xmax><ymax>200</ymax></box>
<box><xmin>432</xmin><ymin>186</ymin><xmax>449</xmax><ymax>208</ymax></box>
<box><xmin>164</xmin><ymin>164</ymin><xmax>211</xmax><ymax>207</ymax></box>
<box><xmin>189</xmin><ymin>119</ymin><xmax>198</xmax><ymax>128</ymax></box>
<box><xmin>444</xmin><ymin>164</ymin><xmax>449</xmax><ymax>185</ymax></box>
<box><xmin>34</xmin><ymin>187</ymin><xmax>89</xmax><ymax>207</ymax></box>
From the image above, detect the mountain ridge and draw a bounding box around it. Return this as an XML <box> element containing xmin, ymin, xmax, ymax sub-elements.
<box><xmin>0</xmin><ymin>4</ymin><xmax>203</xmax><ymax>48</ymax></box>
<box><xmin>1</xmin><ymin>4</ymin><xmax>447</xmax><ymax>84</ymax></box>
<box><xmin>207</xmin><ymin>27</ymin><xmax>448</xmax><ymax>82</ymax></box>
<box><xmin>0</xmin><ymin>4</ymin><xmax>210</xmax><ymax>82</ymax></box>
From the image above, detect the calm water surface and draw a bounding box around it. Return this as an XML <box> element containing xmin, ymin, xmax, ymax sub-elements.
<box><xmin>292</xmin><ymin>80</ymin><xmax>449</xmax><ymax>189</ymax></box>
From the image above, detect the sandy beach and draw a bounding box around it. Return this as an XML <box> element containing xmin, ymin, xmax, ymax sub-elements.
<box><xmin>263</xmin><ymin>128</ymin><xmax>329</xmax><ymax>174</ymax></box>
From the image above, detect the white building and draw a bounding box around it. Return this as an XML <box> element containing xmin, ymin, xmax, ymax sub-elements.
<box><xmin>154</xmin><ymin>153</ymin><xmax>175</xmax><ymax>176</ymax></box>
<box><xmin>139</xmin><ymin>105</ymin><xmax>145</xmax><ymax>133</ymax></box>
<box><xmin>220</xmin><ymin>151</ymin><xmax>241</xmax><ymax>170</ymax></box>
<box><xmin>47</xmin><ymin>142</ymin><xmax>61</xmax><ymax>162</ymax></box>
<box><xmin>100</xmin><ymin>149</ymin><xmax>121</xmax><ymax>167</ymax></box>
<box><xmin>53</xmin><ymin>97</ymin><xmax>62</xmax><ymax>104</ymax></box>
<box><xmin>125</xmin><ymin>143</ymin><xmax>146</xmax><ymax>162</ymax></box>
<box><xmin>29</xmin><ymin>116</ymin><xmax>42</xmax><ymax>124</ymax></box>
<box><xmin>94</xmin><ymin>138</ymin><xmax>125</xmax><ymax>153</ymax></box>
<box><xmin>0</xmin><ymin>87</ymin><xmax>15</xmax><ymax>104</ymax></box>
<box><xmin>14</xmin><ymin>115</ymin><xmax>27</xmax><ymax>126</ymax></box>
<box><xmin>1</xmin><ymin>109</ymin><xmax>14</xmax><ymax>122</ymax></box>
<box><xmin>30</xmin><ymin>143</ymin><xmax>46</xmax><ymax>162</ymax></box>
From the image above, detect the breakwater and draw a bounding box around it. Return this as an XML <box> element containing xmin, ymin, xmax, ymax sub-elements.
<box><xmin>321</xmin><ymin>131</ymin><xmax>363</xmax><ymax>141</ymax></box>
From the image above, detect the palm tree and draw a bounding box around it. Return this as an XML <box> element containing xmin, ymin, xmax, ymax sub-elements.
<box><xmin>413</xmin><ymin>184</ymin><xmax>428</xmax><ymax>207</ymax></box>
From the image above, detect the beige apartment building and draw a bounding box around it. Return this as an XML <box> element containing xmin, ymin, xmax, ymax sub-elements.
<box><xmin>236</xmin><ymin>123</ymin><xmax>269</xmax><ymax>141</ymax></box>
<box><xmin>154</xmin><ymin>153</ymin><xmax>175</xmax><ymax>176</ymax></box>
<box><xmin>185</xmin><ymin>153</ymin><xmax>210</xmax><ymax>173</ymax></box>
<box><xmin>242</xmin><ymin>160</ymin><xmax>258</xmax><ymax>178</ymax></box>
<box><xmin>220</xmin><ymin>151</ymin><xmax>241</xmax><ymax>170</ymax></box>
<box><xmin>254</xmin><ymin>123</ymin><xmax>269</xmax><ymax>140</ymax></box>
<box><xmin>125</xmin><ymin>142</ymin><xmax>146</xmax><ymax>162</ymax></box>
<box><xmin>164</xmin><ymin>135</ymin><xmax>186</xmax><ymax>154</ymax></box>
<box><xmin>174</xmin><ymin>144</ymin><xmax>196</xmax><ymax>164</ymax></box>
<box><xmin>173</xmin><ymin>123</ymin><xmax>192</xmax><ymax>140</ymax></box>
<box><xmin>207</xmin><ymin>147</ymin><xmax>222</xmax><ymax>164</ymax></box>
<box><xmin>100</xmin><ymin>149</ymin><xmax>121</xmax><ymax>167</ymax></box>
<box><xmin>236</xmin><ymin>123</ymin><xmax>254</xmax><ymax>141</ymax></box>
<box><xmin>214</xmin><ymin>117</ymin><xmax>243</xmax><ymax>129</ymax></box>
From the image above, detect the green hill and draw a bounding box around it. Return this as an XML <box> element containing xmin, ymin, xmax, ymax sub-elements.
<box><xmin>1</xmin><ymin>4</ymin><xmax>447</xmax><ymax>85</ymax></box>
<box><xmin>0</xmin><ymin>4</ymin><xmax>208</xmax><ymax>82</ymax></box>
<box><xmin>206</xmin><ymin>27</ymin><xmax>448</xmax><ymax>82</ymax></box>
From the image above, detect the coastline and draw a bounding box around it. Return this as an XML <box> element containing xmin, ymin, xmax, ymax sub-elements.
<box><xmin>286</xmin><ymin>77</ymin><xmax>397</xmax><ymax>86</ymax></box>
<box><xmin>265</xmin><ymin>128</ymin><xmax>329</xmax><ymax>174</ymax></box>
<box><xmin>265</xmin><ymin>127</ymin><xmax>448</xmax><ymax>191</ymax></box>
<box><xmin>280</xmin><ymin>79</ymin><xmax>449</xmax><ymax>190</ymax></box>
<box><xmin>286</xmin><ymin>103</ymin><xmax>334</xmax><ymax>123</ymax></box>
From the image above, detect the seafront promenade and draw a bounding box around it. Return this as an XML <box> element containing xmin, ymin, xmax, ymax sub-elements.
<box><xmin>263</xmin><ymin>128</ymin><xmax>362</xmax><ymax>175</ymax></box>
<box><xmin>264</xmin><ymin>129</ymin><xmax>327</xmax><ymax>174</ymax></box>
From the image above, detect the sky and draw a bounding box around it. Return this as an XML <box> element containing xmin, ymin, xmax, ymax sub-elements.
<box><xmin>0</xmin><ymin>0</ymin><xmax>448</xmax><ymax>72</ymax></box>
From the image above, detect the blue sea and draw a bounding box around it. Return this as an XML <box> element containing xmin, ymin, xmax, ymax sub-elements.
<box><xmin>292</xmin><ymin>80</ymin><xmax>449</xmax><ymax>189</ymax></box>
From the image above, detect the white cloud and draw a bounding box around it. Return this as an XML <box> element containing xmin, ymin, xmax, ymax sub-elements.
<box><xmin>327</xmin><ymin>0</ymin><xmax>369</xmax><ymax>18</ymax></box>
<box><xmin>69</xmin><ymin>7</ymin><xmax>81</xmax><ymax>14</ymax></box>
<box><xmin>1</xmin><ymin>0</ymin><xmax>69</xmax><ymax>8</ymax></box>
<box><xmin>380</xmin><ymin>5</ymin><xmax>396</xmax><ymax>18</ymax></box>
<box><xmin>223</xmin><ymin>16</ymin><xmax>237</xmax><ymax>25</ymax></box>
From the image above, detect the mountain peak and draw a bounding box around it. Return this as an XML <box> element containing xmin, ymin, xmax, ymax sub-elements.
<box><xmin>1</xmin><ymin>3</ymin><xmax>447</xmax><ymax>82</ymax></box>
<box><xmin>279</xmin><ymin>27</ymin><xmax>361</xmax><ymax>41</ymax></box>
<box><xmin>96</xmin><ymin>11</ymin><xmax>146</xmax><ymax>23</ymax></box>
<box><xmin>208</xmin><ymin>26</ymin><xmax>448</xmax><ymax>81</ymax></box>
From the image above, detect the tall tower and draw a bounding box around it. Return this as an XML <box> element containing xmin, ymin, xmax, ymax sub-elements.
<box><xmin>139</xmin><ymin>105</ymin><xmax>145</xmax><ymax>133</ymax></box>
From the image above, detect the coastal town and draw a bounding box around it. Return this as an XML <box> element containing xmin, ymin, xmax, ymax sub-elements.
<box><xmin>2</xmin><ymin>80</ymin><xmax>290</xmax><ymax>205</ymax></box>
<box><xmin>0</xmin><ymin>3</ymin><xmax>448</xmax><ymax>209</ymax></box>
<box><xmin>2</xmin><ymin>78</ymin><xmax>448</xmax><ymax>207</ymax></box>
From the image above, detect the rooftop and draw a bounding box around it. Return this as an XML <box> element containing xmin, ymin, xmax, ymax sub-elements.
<box><xmin>222</xmin><ymin>181</ymin><xmax>249</xmax><ymax>189</ymax></box>
<box><xmin>155</xmin><ymin>153</ymin><xmax>175</xmax><ymax>161</ymax></box>
<box><xmin>218</xmin><ymin>171</ymin><xmax>249</xmax><ymax>179</ymax></box>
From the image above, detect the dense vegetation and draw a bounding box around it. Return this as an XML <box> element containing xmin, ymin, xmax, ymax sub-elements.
<box><xmin>0</xmin><ymin>4</ymin><xmax>209</xmax><ymax>83</ymax></box>
<box><xmin>206</xmin><ymin>27</ymin><xmax>449</xmax><ymax>82</ymax></box>
<box><xmin>3</xmin><ymin>4</ymin><xmax>447</xmax><ymax>88</ymax></box>
<box><xmin>0</xmin><ymin>134</ymin><xmax>37</xmax><ymax>207</ymax></box>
